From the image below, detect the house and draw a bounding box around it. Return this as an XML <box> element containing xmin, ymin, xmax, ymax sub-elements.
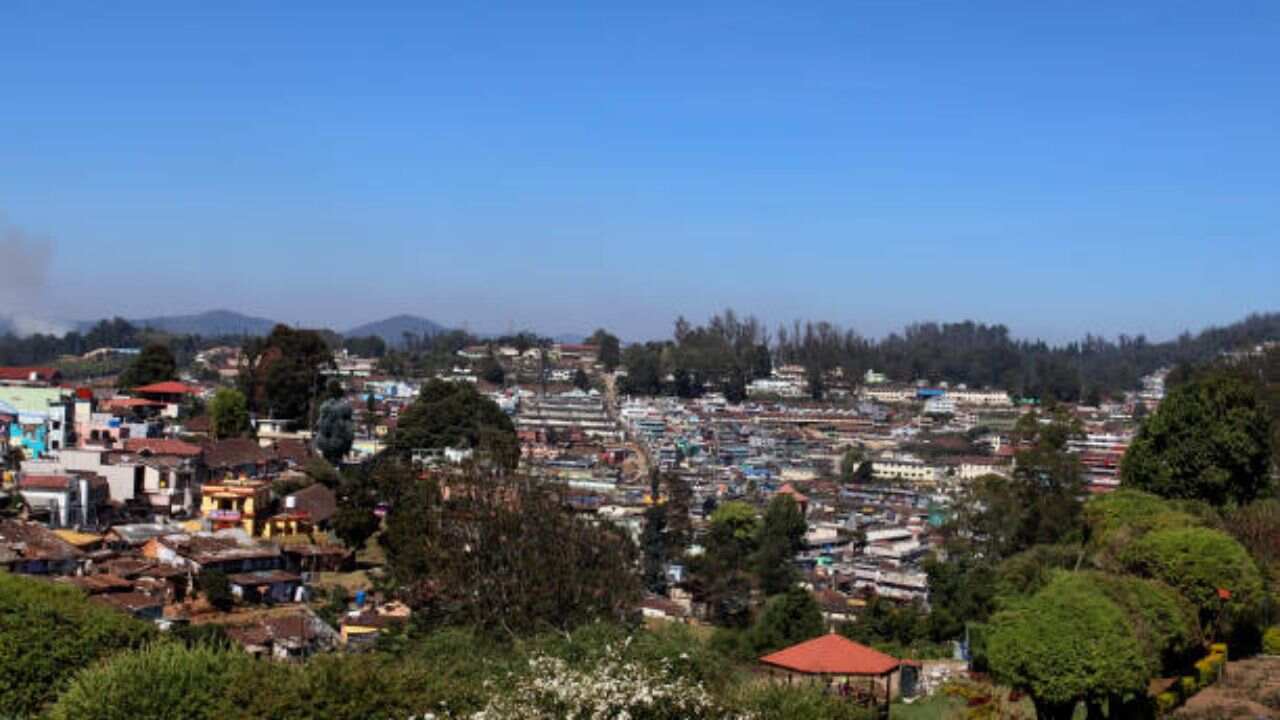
<box><xmin>129</xmin><ymin>381</ymin><xmax>200</xmax><ymax>418</ymax></box>
<box><xmin>91</xmin><ymin>591</ymin><xmax>166</xmax><ymax>621</ymax></box>
<box><xmin>1</xmin><ymin>386</ymin><xmax>74</xmax><ymax>458</ymax></box>
<box><xmin>143</xmin><ymin>531</ymin><xmax>282</xmax><ymax>575</ymax></box>
<box><xmin>0</xmin><ymin>366</ymin><xmax>62</xmax><ymax>386</ymax></box>
<box><xmin>32</xmin><ymin>441</ymin><xmax>204</xmax><ymax>518</ymax></box>
<box><xmin>203</xmin><ymin>438</ymin><xmax>280</xmax><ymax>479</ymax></box>
<box><xmin>340</xmin><ymin>609</ymin><xmax>408</xmax><ymax>648</ymax></box>
<box><xmin>18</xmin><ymin>472</ymin><xmax>111</xmax><ymax>529</ymax></box>
<box><xmin>227</xmin><ymin>569</ymin><xmax>305</xmax><ymax>604</ymax></box>
<box><xmin>265</xmin><ymin>483</ymin><xmax>337</xmax><ymax>540</ymax></box>
<box><xmin>814</xmin><ymin>588</ymin><xmax>856</xmax><ymax>625</ymax></box>
<box><xmin>200</xmin><ymin>476</ymin><xmax>272</xmax><ymax>535</ymax></box>
<box><xmin>222</xmin><ymin>609</ymin><xmax>340</xmax><ymax>660</ymax></box>
<box><xmin>0</xmin><ymin>519</ymin><xmax>85</xmax><ymax>575</ymax></box>
<box><xmin>119</xmin><ymin>438</ymin><xmax>206</xmax><ymax>515</ymax></box>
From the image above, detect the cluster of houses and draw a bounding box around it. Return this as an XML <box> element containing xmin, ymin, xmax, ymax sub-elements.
<box><xmin>0</xmin><ymin>342</ymin><xmax>1169</xmax><ymax>661</ymax></box>
<box><xmin>0</xmin><ymin>364</ymin><xmax>410</xmax><ymax>658</ymax></box>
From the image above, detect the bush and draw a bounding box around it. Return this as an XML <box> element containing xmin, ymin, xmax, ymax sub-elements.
<box><xmin>1179</xmin><ymin>675</ymin><xmax>1199</xmax><ymax>698</ymax></box>
<box><xmin>732</xmin><ymin>684</ymin><xmax>874</xmax><ymax>720</ymax></box>
<box><xmin>47</xmin><ymin>643</ymin><xmax>266</xmax><ymax>720</ymax></box>
<box><xmin>1081</xmin><ymin>572</ymin><xmax>1201</xmax><ymax>675</ymax></box>
<box><xmin>0</xmin><ymin>571</ymin><xmax>155</xmax><ymax>716</ymax></box>
<box><xmin>1156</xmin><ymin>690</ymin><xmax>1179</xmax><ymax>715</ymax></box>
<box><xmin>1194</xmin><ymin>652</ymin><xmax>1225</xmax><ymax>687</ymax></box>
<box><xmin>986</xmin><ymin>573</ymin><xmax>1149</xmax><ymax>716</ymax></box>
<box><xmin>472</xmin><ymin>645</ymin><xmax>738</xmax><ymax>720</ymax></box>
<box><xmin>1121</xmin><ymin>527</ymin><xmax>1265</xmax><ymax>635</ymax></box>
<box><xmin>1264</xmin><ymin>626</ymin><xmax>1280</xmax><ymax>655</ymax></box>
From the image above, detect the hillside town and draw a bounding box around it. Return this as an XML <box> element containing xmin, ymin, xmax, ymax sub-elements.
<box><xmin>9</xmin><ymin>310</ymin><xmax>1279</xmax><ymax>720</ymax></box>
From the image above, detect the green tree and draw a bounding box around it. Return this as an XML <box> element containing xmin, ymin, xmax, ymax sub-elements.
<box><xmin>754</xmin><ymin>494</ymin><xmax>807</xmax><ymax>596</ymax></box>
<box><xmin>240</xmin><ymin>325</ymin><xmax>333</xmax><ymax>424</ymax></box>
<box><xmin>207</xmin><ymin>387</ymin><xmax>250</xmax><ymax>439</ymax></box>
<box><xmin>479</xmin><ymin>352</ymin><xmax>505</xmax><ymax>385</ymax></box>
<box><xmin>747</xmin><ymin>587</ymin><xmax>825</xmax><ymax>655</ymax></box>
<box><xmin>923</xmin><ymin>554</ymin><xmax>998</xmax><ymax>641</ymax></box>
<box><xmin>806</xmin><ymin>365</ymin><xmax>824</xmax><ymax>400</ymax></box>
<box><xmin>589</xmin><ymin>329</ymin><xmax>622</xmax><ymax>372</ymax></box>
<box><xmin>839</xmin><ymin>446</ymin><xmax>865</xmax><ymax>484</ymax></box>
<box><xmin>1227</xmin><ymin>498</ymin><xmax>1280</xmax><ymax>579</ymax></box>
<box><xmin>1081</xmin><ymin>572</ymin><xmax>1200</xmax><ymax>677</ymax></box>
<box><xmin>199</xmin><ymin>569</ymin><xmax>234</xmax><ymax>612</ymax></box>
<box><xmin>641</xmin><ymin>502</ymin><xmax>669</xmax><ymax>594</ymax></box>
<box><xmin>1121</xmin><ymin>370</ymin><xmax>1274</xmax><ymax>506</ymax></box>
<box><xmin>619</xmin><ymin>343</ymin><xmax>664</xmax><ymax>396</ymax></box>
<box><xmin>689</xmin><ymin>501</ymin><xmax>761</xmax><ymax>627</ymax></box>
<box><xmin>383</xmin><ymin>468</ymin><xmax>640</xmax><ymax>635</ymax></box>
<box><xmin>391</xmin><ymin>379</ymin><xmax>519</xmax><ymax>470</ymax></box>
<box><xmin>314</xmin><ymin>398</ymin><xmax>355</xmax><ymax>465</ymax></box>
<box><xmin>117</xmin><ymin>342</ymin><xmax>176</xmax><ymax>389</ymax></box>
<box><xmin>723</xmin><ymin>369</ymin><xmax>748</xmax><ymax>404</ymax></box>
<box><xmin>332</xmin><ymin>504</ymin><xmax>380</xmax><ymax>552</ymax></box>
<box><xmin>1121</xmin><ymin>526</ymin><xmax>1264</xmax><ymax>639</ymax></box>
<box><xmin>986</xmin><ymin>572</ymin><xmax>1149</xmax><ymax>720</ymax></box>
<box><xmin>572</xmin><ymin>367</ymin><xmax>591</xmax><ymax>391</ymax></box>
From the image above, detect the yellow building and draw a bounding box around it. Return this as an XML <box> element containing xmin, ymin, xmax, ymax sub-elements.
<box><xmin>200</xmin><ymin>475</ymin><xmax>271</xmax><ymax>536</ymax></box>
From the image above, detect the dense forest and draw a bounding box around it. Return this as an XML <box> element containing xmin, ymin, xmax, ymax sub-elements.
<box><xmin>622</xmin><ymin>311</ymin><xmax>1280</xmax><ymax>403</ymax></box>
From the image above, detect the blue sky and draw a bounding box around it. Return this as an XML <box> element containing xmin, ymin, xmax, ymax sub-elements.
<box><xmin>2</xmin><ymin>1</ymin><xmax>1277</xmax><ymax>341</ymax></box>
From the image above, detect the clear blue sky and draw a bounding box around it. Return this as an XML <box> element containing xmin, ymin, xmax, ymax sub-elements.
<box><xmin>2</xmin><ymin>1</ymin><xmax>1277</xmax><ymax>341</ymax></box>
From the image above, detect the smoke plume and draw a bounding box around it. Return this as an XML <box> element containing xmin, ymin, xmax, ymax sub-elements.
<box><xmin>0</xmin><ymin>214</ymin><xmax>71</xmax><ymax>336</ymax></box>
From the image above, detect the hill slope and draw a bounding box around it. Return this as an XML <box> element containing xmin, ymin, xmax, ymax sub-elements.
<box><xmin>130</xmin><ymin>310</ymin><xmax>279</xmax><ymax>337</ymax></box>
<box><xmin>345</xmin><ymin>314</ymin><xmax>448</xmax><ymax>346</ymax></box>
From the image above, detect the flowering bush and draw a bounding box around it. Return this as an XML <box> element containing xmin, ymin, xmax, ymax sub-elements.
<box><xmin>471</xmin><ymin>644</ymin><xmax>752</xmax><ymax>720</ymax></box>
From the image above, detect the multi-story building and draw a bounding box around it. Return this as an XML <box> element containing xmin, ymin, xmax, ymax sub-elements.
<box><xmin>200</xmin><ymin>476</ymin><xmax>272</xmax><ymax>536</ymax></box>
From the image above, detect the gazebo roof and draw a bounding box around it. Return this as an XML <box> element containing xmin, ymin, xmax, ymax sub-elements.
<box><xmin>759</xmin><ymin>633</ymin><xmax>899</xmax><ymax>676</ymax></box>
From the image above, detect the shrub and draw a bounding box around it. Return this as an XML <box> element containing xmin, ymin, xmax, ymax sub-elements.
<box><xmin>46</xmin><ymin>643</ymin><xmax>267</xmax><ymax>720</ymax></box>
<box><xmin>1156</xmin><ymin>690</ymin><xmax>1179</xmax><ymax>715</ymax></box>
<box><xmin>1121</xmin><ymin>527</ymin><xmax>1265</xmax><ymax>635</ymax></box>
<box><xmin>472</xmin><ymin>645</ymin><xmax>742</xmax><ymax>720</ymax></box>
<box><xmin>1179</xmin><ymin>675</ymin><xmax>1198</xmax><ymax>698</ymax></box>
<box><xmin>986</xmin><ymin>573</ymin><xmax>1148</xmax><ymax>717</ymax></box>
<box><xmin>1264</xmin><ymin>626</ymin><xmax>1280</xmax><ymax>655</ymax></box>
<box><xmin>1081</xmin><ymin>571</ymin><xmax>1201</xmax><ymax>675</ymax></box>
<box><xmin>0</xmin><ymin>571</ymin><xmax>155</xmax><ymax>716</ymax></box>
<box><xmin>1193</xmin><ymin>652</ymin><xmax>1225</xmax><ymax>687</ymax></box>
<box><xmin>732</xmin><ymin>684</ymin><xmax>874</xmax><ymax>720</ymax></box>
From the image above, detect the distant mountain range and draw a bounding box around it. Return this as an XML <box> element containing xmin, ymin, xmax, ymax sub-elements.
<box><xmin>128</xmin><ymin>309</ymin><xmax>280</xmax><ymax>337</ymax></box>
<box><xmin>63</xmin><ymin>309</ymin><xmax>578</xmax><ymax>348</ymax></box>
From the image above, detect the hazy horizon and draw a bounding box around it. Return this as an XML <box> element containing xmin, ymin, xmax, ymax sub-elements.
<box><xmin>3</xmin><ymin>2</ymin><xmax>1278</xmax><ymax>342</ymax></box>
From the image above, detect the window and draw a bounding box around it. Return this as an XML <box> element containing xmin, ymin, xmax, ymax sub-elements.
<box><xmin>159</xmin><ymin>471</ymin><xmax>170</xmax><ymax>490</ymax></box>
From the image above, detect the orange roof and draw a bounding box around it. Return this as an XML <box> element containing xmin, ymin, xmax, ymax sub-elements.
<box><xmin>759</xmin><ymin>633</ymin><xmax>899</xmax><ymax>676</ymax></box>
<box><xmin>131</xmin><ymin>381</ymin><xmax>199</xmax><ymax>395</ymax></box>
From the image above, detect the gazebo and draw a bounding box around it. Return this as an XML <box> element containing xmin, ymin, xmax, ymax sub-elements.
<box><xmin>759</xmin><ymin>632</ymin><xmax>900</xmax><ymax>717</ymax></box>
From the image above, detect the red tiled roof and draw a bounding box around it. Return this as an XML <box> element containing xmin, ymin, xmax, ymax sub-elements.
<box><xmin>131</xmin><ymin>381</ymin><xmax>199</xmax><ymax>395</ymax></box>
<box><xmin>0</xmin><ymin>366</ymin><xmax>60</xmax><ymax>382</ymax></box>
<box><xmin>124</xmin><ymin>438</ymin><xmax>203</xmax><ymax>457</ymax></box>
<box><xmin>759</xmin><ymin>633</ymin><xmax>899</xmax><ymax>676</ymax></box>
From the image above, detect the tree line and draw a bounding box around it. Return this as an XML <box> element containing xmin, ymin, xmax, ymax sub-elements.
<box><xmin>615</xmin><ymin>310</ymin><xmax>1280</xmax><ymax>403</ymax></box>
